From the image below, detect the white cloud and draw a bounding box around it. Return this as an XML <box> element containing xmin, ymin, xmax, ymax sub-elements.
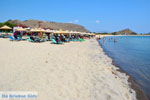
<box><xmin>68</xmin><ymin>21</ymin><xmax>73</xmax><ymax>23</ymax></box>
<box><xmin>96</xmin><ymin>20</ymin><xmax>100</xmax><ymax>24</ymax></box>
<box><xmin>74</xmin><ymin>20</ymin><xmax>79</xmax><ymax>23</ymax></box>
<box><xmin>68</xmin><ymin>20</ymin><xmax>79</xmax><ymax>23</ymax></box>
<box><xmin>74</xmin><ymin>19</ymin><xmax>79</xmax><ymax>23</ymax></box>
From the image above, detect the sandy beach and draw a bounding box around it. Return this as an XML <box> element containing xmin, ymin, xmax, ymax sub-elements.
<box><xmin>0</xmin><ymin>38</ymin><xmax>136</xmax><ymax>100</ymax></box>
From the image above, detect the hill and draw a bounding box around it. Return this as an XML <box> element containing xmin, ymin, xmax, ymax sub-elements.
<box><xmin>112</xmin><ymin>29</ymin><xmax>137</xmax><ymax>35</ymax></box>
<box><xmin>7</xmin><ymin>19</ymin><xmax>89</xmax><ymax>32</ymax></box>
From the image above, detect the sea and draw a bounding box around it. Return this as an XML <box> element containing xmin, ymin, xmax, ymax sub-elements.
<box><xmin>99</xmin><ymin>36</ymin><xmax>150</xmax><ymax>97</ymax></box>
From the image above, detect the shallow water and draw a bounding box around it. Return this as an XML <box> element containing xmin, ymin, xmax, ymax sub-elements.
<box><xmin>99</xmin><ymin>36</ymin><xmax>150</xmax><ymax>96</ymax></box>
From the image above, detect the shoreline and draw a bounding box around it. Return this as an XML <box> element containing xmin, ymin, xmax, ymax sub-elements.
<box><xmin>95</xmin><ymin>35</ymin><xmax>150</xmax><ymax>39</ymax></box>
<box><xmin>96</xmin><ymin>38</ymin><xmax>149</xmax><ymax>100</ymax></box>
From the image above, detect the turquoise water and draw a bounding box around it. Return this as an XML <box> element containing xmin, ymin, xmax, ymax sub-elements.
<box><xmin>99</xmin><ymin>36</ymin><xmax>150</xmax><ymax>96</ymax></box>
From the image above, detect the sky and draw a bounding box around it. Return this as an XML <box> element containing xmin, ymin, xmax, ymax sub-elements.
<box><xmin>1</xmin><ymin>0</ymin><xmax>150</xmax><ymax>33</ymax></box>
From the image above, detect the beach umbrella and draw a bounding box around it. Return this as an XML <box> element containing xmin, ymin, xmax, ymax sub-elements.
<box><xmin>60</xmin><ymin>30</ymin><xmax>70</xmax><ymax>34</ymax></box>
<box><xmin>69</xmin><ymin>30</ymin><xmax>74</xmax><ymax>34</ymax></box>
<box><xmin>80</xmin><ymin>32</ymin><xmax>86</xmax><ymax>35</ymax></box>
<box><xmin>16</xmin><ymin>28</ymin><xmax>27</xmax><ymax>31</ymax></box>
<box><xmin>71</xmin><ymin>31</ymin><xmax>81</xmax><ymax>35</ymax></box>
<box><xmin>30</xmin><ymin>28</ymin><xmax>41</xmax><ymax>32</ymax></box>
<box><xmin>54</xmin><ymin>29</ymin><xmax>62</xmax><ymax>34</ymax></box>
<box><xmin>38</xmin><ymin>28</ymin><xmax>45</xmax><ymax>32</ymax></box>
<box><xmin>0</xmin><ymin>25</ymin><xmax>12</xmax><ymax>30</ymax></box>
<box><xmin>53</xmin><ymin>30</ymin><xmax>61</xmax><ymax>34</ymax></box>
<box><xmin>86</xmin><ymin>33</ymin><xmax>91</xmax><ymax>35</ymax></box>
<box><xmin>29</xmin><ymin>28</ymin><xmax>45</xmax><ymax>37</ymax></box>
<box><xmin>54</xmin><ymin>30</ymin><xmax>70</xmax><ymax>34</ymax></box>
<box><xmin>65</xmin><ymin>30</ymin><xmax>72</xmax><ymax>34</ymax></box>
<box><xmin>45</xmin><ymin>29</ymin><xmax>59</xmax><ymax>33</ymax></box>
<box><xmin>45</xmin><ymin>29</ymin><xmax>51</xmax><ymax>33</ymax></box>
<box><xmin>30</xmin><ymin>28</ymin><xmax>36</xmax><ymax>32</ymax></box>
<box><xmin>0</xmin><ymin>25</ymin><xmax>12</xmax><ymax>33</ymax></box>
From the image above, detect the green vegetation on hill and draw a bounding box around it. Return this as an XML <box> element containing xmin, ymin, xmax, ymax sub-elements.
<box><xmin>94</xmin><ymin>32</ymin><xmax>112</xmax><ymax>35</ymax></box>
<box><xmin>0</xmin><ymin>21</ymin><xmax>17</xmax><ymax>28</ymax></box>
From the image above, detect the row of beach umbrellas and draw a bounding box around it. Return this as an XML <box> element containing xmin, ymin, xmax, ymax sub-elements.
<box><xmin>0</xmin><ymin>25</ymin><xmax>95</xmax><ymax>35</ymax></box>
<box><xmin>16</xmin><ymin>27</ymin><xmax>94</xmax><ymax>35</ymax></box>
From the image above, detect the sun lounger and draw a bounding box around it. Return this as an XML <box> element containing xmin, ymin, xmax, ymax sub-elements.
<box><xmin>9</xmin><ymin>36</ymin><xmax>21</xmax><ymax>41</ymax></box>
<box><xmin>79</xmin><ymin>38</ymin><xmax>85</xmax><ymax>42</ymax></box>
<box><xmin>9</xmin><ymin>36</ymin><xmax>15</xmax><ymax>41</ymax></box>
<box><xmin>0</xmin><ymin>34</ymin><xmax>10</xmax><ymax>38</ymax></box>
<box><xmin>27</xmin><ymin>36</ymin><xmax>34</xmax><ymax>42</ymax></box>
<box><xmin>51</xmin><ymin>39</ymin><xmax>63</xmax><ymax>44</ymax></box>
<box><xmin>51</xmin><ymin>39</ymin><xmax>57</xmax><ymax>44</ymax></box>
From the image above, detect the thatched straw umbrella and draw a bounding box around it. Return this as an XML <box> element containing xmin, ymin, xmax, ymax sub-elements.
<box><xmin>0</xmin><ymin>25</ymin><xmax>12</xmax><ymax>30</ymax></box>
<box><xmin>53</xmin><ymin>29</ymin><xmax>70</xmax><ymax>35</ymax></box>
<box><xmin>16</xmin><ymin>28</ymin><xmax>27</xmax><ymax>32</ymax></box>
<box><xmin>45</xmin><ymin>29</ymin><xmax>54</xmax><ymax>33</ymax></box>
<box><xmin>0</xmin><ymin>25</ymin><xmax>12</xmax><ymax>33</ymax></box>
<box><xmin>30</xmin><ymin>28</ymin><xmax>45</xmax><ymax>37</ymax></box>
<box><xmin>30</xmin><ymin>28</ymin><xmax>40</xmax><ymax>32</ymax></box>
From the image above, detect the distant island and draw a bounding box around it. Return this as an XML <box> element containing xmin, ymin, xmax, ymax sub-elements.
<box><xmin>112</xmin><ymin>29</ymin><xmax>137</xmax><ymax>35</ymax></box>
<box><xmin>144</xmin><ymin>32</ymin><xmax>150</xmax><ymax>35</ymax></box>
<box><xmin>96</xmin><ymin>29</ymin><xmax>138</xmax><ymax>35</ymax></box>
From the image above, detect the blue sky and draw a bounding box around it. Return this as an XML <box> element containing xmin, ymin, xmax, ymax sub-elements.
<box><xmin>1</xmin><ymin>0</ymin><xmax>150</xmax><ymax>33</ymax></box>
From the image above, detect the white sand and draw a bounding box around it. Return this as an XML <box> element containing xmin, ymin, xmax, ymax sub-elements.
<box><xmin>0</xmin><ymin>38</ymin><xmax>136</xmax><ymax>100</ymax></box>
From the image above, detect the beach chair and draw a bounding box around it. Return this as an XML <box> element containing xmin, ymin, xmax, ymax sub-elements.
<box><xmin>9</xmin><ymin>36</ymin><xmax>22</xmax><ymax>41</ymax></box>
<box><xmin>34</xmin><ymin>37</ymin><xmax>41</xmax><ymax>42</ymax></box>
<box><xmin>71</xmin><ymin>39</ymin><xmax>75</xmax><ymax>41</ymax></box>
<box><xmin>27</xmin><ymin>36</ymin><xmax>34</xmax><ymax>42</ymax></box>
<box><xmin>58</xmin><ymin>41</ymin><xmax>63</xmax><ymax>44</ymax></box>
<box><xmin>0</xmin><ymin>34</ymin><xmax>5</xmax><ymax>38</ymax></box>
<box><xmin>18</xmin><ymin>35</ymin><xmax>25</xmax><ymax>40</ymax></box>
<box><xmin>51</xmin><ymin>39</ymin><xmax>63</xmax><ymax>44</ymax></box>
<box><xmin>9</xmin><ymin>36</ymin><xmax>15</xmax><ymax>41</ymax></box>
<box><xmin>51</xmin><ymin>39</ymin><xmax>57</xmax><ymax>44</ymax></box>
<box><xmin>65</xmin><ymin>39</ymin><xmax>70</xmax><ymax>42</ymax></box>
<box><xmin>79</xmin><ymin>38</ymin><xmax>85</xmax><ymax>42</ymax></box>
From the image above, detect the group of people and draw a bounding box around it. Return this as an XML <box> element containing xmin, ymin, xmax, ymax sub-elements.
<box><xmin>11</xmin><ymin>31</ymin><xmax>93</xmax><ymax>43</ymax></box>
<box><xmin>52</xmin><ymin>34</ymin><xmax>85</xmax><ymax>43</ymax></box>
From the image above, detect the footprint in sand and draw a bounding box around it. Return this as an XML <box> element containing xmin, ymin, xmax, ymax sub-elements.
<box><xmin>105</xmin><ymin>94</ymin><xmax>112</xmax><ymax>100</ymax></box>
<box><xmin>109</xmin><ymin>88</ymin><xmax>119</xmax><ymax>95</ymax></box>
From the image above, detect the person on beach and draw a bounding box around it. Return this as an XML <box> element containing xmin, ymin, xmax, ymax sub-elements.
<box><xmin>13</xmin><ymin>31</ymin><xmax>18</xmax><ymax>39</ymax></box>
<box><xmin>30</xmin><ymin>36</ymin><xmax>35</xmax><ymax>41</ymax></box>
<box><xmin>47</xmin><ymin>33</ymin><xmax>50</xmax><ymax>40</ymax></box>
<box><xmin>54</xmin><ymin>34</ymin><xmax>60</xmax><ymax>44</ymax></box>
